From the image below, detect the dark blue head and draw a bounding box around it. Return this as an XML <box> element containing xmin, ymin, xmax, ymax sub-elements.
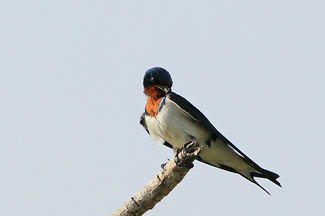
<box><xmin>143</xmin><ymin>67</ymin><xmax>173</xmax><ymax>93</ymax></box>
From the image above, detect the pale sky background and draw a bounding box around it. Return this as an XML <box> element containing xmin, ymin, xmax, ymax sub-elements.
<box><xmin>0</xmin><ymin>0</ymin><xmax>324</xmax><ymax>215</ymax></box>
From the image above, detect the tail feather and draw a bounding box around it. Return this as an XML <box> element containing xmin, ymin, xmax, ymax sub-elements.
<box><xmin>239</xmin><ymin>169</ymin><xmax>280</xmax><ymax>195</ymax></box>
<box><xmin>196</xmin><ymin>156</ymin><xmax>281</xmax><ymax>195</ymax></box>
<box><xmin>250</xmin><ymin>177</ymin><xmax>271</xmax><ymax>195</ymax></box>
<box><xmin>251</xmin><ymin>168</ymin><xmax>281</xmax><ymax>187</ymax></box>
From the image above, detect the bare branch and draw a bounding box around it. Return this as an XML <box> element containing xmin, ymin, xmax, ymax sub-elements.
<box><xmin>112</xmin><ymin>141</ymin><xmax>201</xmax><ymax>216</ymax></box>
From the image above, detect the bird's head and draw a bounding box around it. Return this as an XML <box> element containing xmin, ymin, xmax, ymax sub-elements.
<box><xmin>143</xmin><ymin>67</ymin><xmax>173</xmax><ymax>98</ymax></box>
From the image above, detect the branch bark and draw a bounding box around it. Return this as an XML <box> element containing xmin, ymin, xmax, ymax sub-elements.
<box><xmin>112</xmin><ymin>141</ymin><xmax>201</xmax><ymax>216</ymax></box>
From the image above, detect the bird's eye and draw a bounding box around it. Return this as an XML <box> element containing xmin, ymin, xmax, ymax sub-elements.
<box><xmin>150</xmin><ymin>76</ymin><xmax>155</xmax><ymax>82</ymax></box>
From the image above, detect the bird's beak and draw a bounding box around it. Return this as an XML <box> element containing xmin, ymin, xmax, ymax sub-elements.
<box><xmin>155</xmin><ymin>85</ymin><xmax>170</xmax><ymax>94</ymax></box>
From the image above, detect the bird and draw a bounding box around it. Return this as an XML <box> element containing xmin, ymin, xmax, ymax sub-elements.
<box><xmin>140</xmin><ymin>67</ymin><xmax>281</xmax><ymax>194</ymax></box>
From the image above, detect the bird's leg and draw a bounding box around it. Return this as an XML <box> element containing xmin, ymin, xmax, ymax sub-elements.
<box><xmin>183</xmin><ymin>136</ymin><xmax>198</xmax><ymax>153</ymax></box>
<box><xmin>174</xmin><ymin>139</ymin><xmax>200</xmax><ymax>168</ymax></box>
<box><xmin>182</xmin><ymin>141</ymin><xmax>195</xmax><ymax>153</ymax></box>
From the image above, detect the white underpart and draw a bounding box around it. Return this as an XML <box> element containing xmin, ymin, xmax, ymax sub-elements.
<box><xmin>145</xmin><ymin>97</ymin><xmax>257</xmax><ymax>177</ymax></box>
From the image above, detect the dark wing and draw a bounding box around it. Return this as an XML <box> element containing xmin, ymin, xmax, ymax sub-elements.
<box><xmin>167</xmin><ymin>92</ymin><xmax>256</xmax><ymax>162</ymax></box>
<box><xmin>167</xmin><ymin>92</ymin><xmax>218</xmax><ymax>133</ymax></box>
<box><xmin>167</xmin><ymin>92</ymin><xmax>280</xmax><ymax>185</ymax></box>
<box><xmin>140</xmin><ymin>112</ymin><xmax>149</xmax><ymax>134</ymax></box>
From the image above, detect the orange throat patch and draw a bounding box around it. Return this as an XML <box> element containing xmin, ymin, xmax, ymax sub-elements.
<box><xmin>144</xmin><ymin>86</ymin><xmax>163</xmax><ymax>117</ymax></box>
<box><xmin>145</xmin><ymin>96</ymin><xmax>163</xmax><ymax>117</ymax></box>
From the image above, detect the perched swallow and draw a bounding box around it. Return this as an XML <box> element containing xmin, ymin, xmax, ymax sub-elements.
<box><xmin>140</xmin><ymin>67</ymin><xmax>281</xmax><ymax>194</ymax></box>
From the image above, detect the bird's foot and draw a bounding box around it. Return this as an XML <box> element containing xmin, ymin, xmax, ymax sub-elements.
<box><xmin>183</xmin><ymin>140</ymin><xmax>199</xmax><ymax>153</ymax></box>
<box><xmin>175</xmin><ymin>140</ymin><xmax>201</xmax><ymax>168</ymax></box>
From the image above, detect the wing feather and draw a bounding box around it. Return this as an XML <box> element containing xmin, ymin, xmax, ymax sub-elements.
<box><xmin>167</xmin><ymin>92</ymin><xmax>266</xmax><ymax>171</ymax></box>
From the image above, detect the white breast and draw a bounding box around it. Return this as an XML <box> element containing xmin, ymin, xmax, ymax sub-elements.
<box><xmin>145</xmin><ymin>97</ymin><xmax>209</xmax><ymax>149</ymax></box>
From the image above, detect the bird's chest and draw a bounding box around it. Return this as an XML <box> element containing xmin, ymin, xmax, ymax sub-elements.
<box><xmin>145</xmin><ymin>99</ymin><xmax>198</xmax><ymax>148</ymax></box>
